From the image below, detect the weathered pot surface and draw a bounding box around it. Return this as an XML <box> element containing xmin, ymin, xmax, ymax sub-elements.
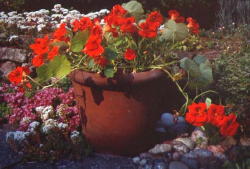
<box><xmin>70</xmin><ymin>69</ymin><xmax>182</xmax><ymax>156</ymax></box>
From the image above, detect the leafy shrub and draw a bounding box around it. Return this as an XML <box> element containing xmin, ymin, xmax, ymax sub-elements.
<box><xmin>214</xmin><ymin>43</ymin><xmax>250</xmax><ymax>115</ymax></box>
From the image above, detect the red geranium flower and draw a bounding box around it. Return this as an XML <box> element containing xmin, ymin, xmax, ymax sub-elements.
<box><xmin>120</xmin><ymin>17</ymin><xmax>137</xmax><ymax>33</ymax></box>
<box><xmin>185</xmin><ymin>103</ymin><xmax>208</xmax><ymax>126</ymax></box>
<box><xmin>72</xmin><ymin>17</ymin><xmax>93</xmax><ymax>32</ymax></box>
<box><xmin>186</xmin><ymin>17</ymin><xmax>200</xmax><ymax>34</ymax></box>
<box><xmin>207</xmin><ymin>104</ymin><xmax>225</xmax><ymax>127</ymax></box>
<box><xmin>138</xmin><ymin>22</ymin><xmax>157</xmax><ymax>38</ymax></box>
<box><xmin>94</xmin><ymin>55</ymin><xmax>108</xmax><ymax>67</ymax></box>
<box><xmin>124</xmin><ymin>48</ymin><xmax>137</xmax><ymax>61</ymax></box>
<box><xmin>219</xmin><ymin>113</ymin><xmax>239</xmax><ymax>136</ymax></box>
<box><xmin>32</xmin><ymin>55</ymin><xmax>44</xmax><ymax>67</ymax></box>
<box><xmin>110</xmin><ymin>5</ymin><xmax>127</xmax><ymax>16</ymax></box>
<box><xmin>83</xmin><ymin>37</ymin><xmax>104</xmax><ymax>57</ymax></box>
<box><xmin>53</xmin><ymin>23</ymin><xmax>69</xmax><ymax>42</ymax></box>
<box><xmin>90</xmin><ymin>25</ymin><xmax>103</xmax><ymax>39</ymax></box>
<box><xmin>8</xmin><ymin>66</ymin><xmax>30</xmax><ymax>85</ymax></box>
<box><xmin>30</xmin><ymin>35</ymin><xmax>50</xmax><ymax>56</ymax></box>
<box><xmin>47</xmin><ymin>46</ymin><xmax>59</xmax><ymax>60</ymax></box>
<box><xmin>168</xmin><ymin>10</ymin><xmax>180</xmax><ymax>20</ymax></box>
<box><xmin>146</xmin><ymin>11</ymin><xmax>163</xmax><ymax>28</ymax></box>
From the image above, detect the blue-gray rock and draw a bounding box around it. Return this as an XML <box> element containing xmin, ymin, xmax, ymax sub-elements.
<box><xmin>161</xmin><ymin>113</ymin><xmax>174</xmax><ymax>127</ymax></box>
<box><xmin>169</xmin><ymin>122</ymin><xmax>189</xmax><ymax>135</ymax></box>
<box><xmin>132</xmin><ymin>156</ymin><xmax>141</xmax><ymax>164</ymax></box>
<box><xmin>169</xmin><ymin>161</ymin><xmax>189</xmax><ymax>169</ymax></box>
<box><xmin>181</xmin><ymin>156</ymin><xmax>199</xmax><ymax>169</ymax></box>
<box><xmin>153</xmin><ymin>162</ymin><xmax>168</xmax><ymax>169</ymax></box>
<box><xmin>139</xmin><ymin>159</ymin><xmax>147</xmax><ymax>166</ymax></box>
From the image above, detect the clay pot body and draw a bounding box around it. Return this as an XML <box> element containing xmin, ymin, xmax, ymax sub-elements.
<box><xmin>70</xmin><ymin>69</ymin><xmax>182</xmax><ymax>156</ymax></box>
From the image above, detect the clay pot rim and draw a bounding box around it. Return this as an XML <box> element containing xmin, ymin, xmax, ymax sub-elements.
<box><xmin>70</xmin><ymin>69</ymin><xmax>167</xmax><ymax>89</ymax></box>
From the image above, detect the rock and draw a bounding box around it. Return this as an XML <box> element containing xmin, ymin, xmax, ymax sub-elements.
<box><xmin>169</xmin><ymin>122</ymin><xmax>189</xmax><ymax>135</ymax></box>
<box><xmin>153</xmin><ymin>162</ymin><xmax>168</xmax><ymax>169</ymax></box>
<box><xmin>207</xmin><ymin>145</ymin><xmax>227</xmax><ymax>160</ymax></box>
<box><xmin>191</xmin><ymin>128</ymin><xmax>208</xmax><ymax>148</ymax></box>
<box><xmin>220</xmin><ymin>137</ymin><xmax>237</xmax><ymax>150</ymax></box>
<box><xmin>149</xmin><ymin>143</ymin><xmax>172</xmax><ymax>154</ymax></box>
<box><xmin>172</xmin><ymin>141</ymin><xmax>190</xmax><ymax>153</ymax></box>
<box><xmin>240</xmin><ymin>137</ymin><xmax>250</xmax><ymax>146</ymax></box>
<box><xmin>139</xmin><ymin>159</ymin><xmax>147</xmax><ymax>166</ymax></box>
<box><xmin>175</xmin><ymin>137</ymin><xmax>195</xmax><ymax>149</ymax></box>
<box><xmin>169</xmin><ymin>161</ymin><xmax>189</xmax><ymax>169</ymax></box>
<box><xmin>161</xmin><ymin>113</ymin><xmax>174</xmax><ymax>127</ymax></box>
<box><xmin>132</xmin><ymin>157</ymin><xmax>141</xmax><ymax>164</ymax></box>
<box><xmin>70</xmin><ymin>130</ymin><xmax>81</xmax><ymax>144</ymax></box>
<box><xmin>181</xmin><ymin>156</ymin><xmax>199</xmax><ymax>169</ymax></box>
<box><xmin>139</xmin><ymin>152</ymin><xmax>153</xmax><ymax>158</ymax></box>
<box><xmin>172</xmin><ymin>151</ymin><xmax>182</xmax><ymax>160</ymax></box>
<box><xmin>0</xmin><ymin>47</ymin><xmax>27</xmax><ymax>63</ymax></box>
<box><xmin>0</xmin><ymin>61</ymin><xmax>16</xmax><ymax>77</ymax></box>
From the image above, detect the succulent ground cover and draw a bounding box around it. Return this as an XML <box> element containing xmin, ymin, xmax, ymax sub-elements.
<box><xmin>0</xmin><ymin>1</ymin><xmax>250</xmax><ymax>169</ymax></box>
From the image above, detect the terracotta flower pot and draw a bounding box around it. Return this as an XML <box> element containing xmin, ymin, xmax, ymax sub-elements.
<box><xmin>70</xmin><ymin>69</ymin><xmax>182</xmax><ymax>156</ymax></box>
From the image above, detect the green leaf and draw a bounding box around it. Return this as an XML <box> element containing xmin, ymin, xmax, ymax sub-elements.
<box><xmin>160</xmin><ymin>20</ymin><xmax>189</xmax><ymax>42</ymax></box>
<box><xmin>104</xmin><ymin>48</ymin><xmax>117</xmax><ymax>61</ymax></box>
<box><xmin>37</xmin><ymin>55</ymin><xmax>71</xmax><ymax>83</ymax></box>
<box><xmin>180</xmin><ymin>57</ymin><xmax>201</xmax><ymax>78</ymax></box>
<box><xmin>205</xmin><ymin>97</ymin><xmax>212</xmax><ymax>108</ymax></box>
<box><xmin>88</xmin><ymin>59</ymin><xmax>95</xmax><ymax>69</ymax></box>
<box><xmin>193</xmin><ymin>55</ymin><xmax>207</xmax><ymax>65</ymax></box>
<box><xmin>122</xmin><ymin>0</ymin><xmax>144</xmax><ymax>20</ymax></box>
<box><xmin>199</xmin><ymin>60</ymin><xmax>213</xmax><ymax>84</ymax></box>
<box><xmin>71</xmin><ymin>30</ymin><xmax>89</xmax><ymax>52</ymax></box>
<box><xmin>104</xmin><ymin>66</ymin><xmax>115</xmax><ymax>78</ymax></box>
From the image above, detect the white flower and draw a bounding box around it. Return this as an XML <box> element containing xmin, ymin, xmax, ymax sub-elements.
<box><xmin>36</xmin><ymin>106</ymin><xmax>54</xmax><ymax>121</ymax></box>
<box><xmin>70</xmin><ymin>131</ymin><xmax>81</xmax><ymax>144</ymax></box>
<box><xmin>27</xmin><ymin>121</ymin><xmax>40</xmax><ymax>133</ymax></box>
<box><xmin>6</xmin><ymin>131</ymin><xmax>30</xmax><ymax>144</ymax></box>
<box><xmin>57</xmin><ymin>122</ymin><xmax>68</xmax><ymax>130</ymax></box>
<box><xmin>42</xmin><ymin>119</ymin><xmax>58</xmax><ymax>134</ymax></box>
<box><xmin>20</xmin><ymin>117</ymin><xmax>31</xmax><ymax>125</ymax></box>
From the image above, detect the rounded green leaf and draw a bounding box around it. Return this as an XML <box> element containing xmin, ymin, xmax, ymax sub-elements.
<box><xmin>160</xmin><ymin>20</ymin><xmax>188</xmax><ymax>42</ymax></box>
<box><xmin>122</xmin><ymin>0</ymin><xmax>144</xmax><ymax>19</ymax></box>
<box><xmin>71</xmin><ymin>30</ymin><xmax>89</xmax><ymax>53</ymax></box>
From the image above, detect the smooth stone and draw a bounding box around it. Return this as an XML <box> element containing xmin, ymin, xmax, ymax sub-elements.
<box><xmin>0</xmin><ymin>61</ymin><xmax>16</xmax><ymax>77</ymax></box>
<box><xmin>191</xmin><ymin>128</ymin><xmax>208</xmax><ymax>147</ymax></box>
<box><xmin>0</xmin><ymin>47</ymin><xmax>27</xmax><ymax>63</ymax></box>
<box><xmin>172</xmin><ymin>141</ymin><xmax>190</xmax><ymax>153</ymax></box>
<box><xmin>169</xmin><ymin>161</ymin><xmax>189</xmax><ymax>169</ymax></box>
<box><xmin>161</xmin><ymin>113</ymin><xmax>174</xmax><ymax>127</ymax></box>
<box><xmin>139</xmin><ymin>159</ymin><xmax>147</xmax><ymax>166</ymax></box>
<box><xmin>172</xmin><ymin>152</ymin><xmax>182</xmax><ymax>160</ymax></box>
<box><xmin>181</xmin><ymin>156</ymin><xmax>199</xmax><ymax>169</ymax></box>
<box><xmin>149</xmin><ymin>143</ymin><xmax>172</xmax><ymax>154</ymax></box>
<box><xmin>177</xmin><ymin>116</ymin><xmax>185</xmax><ymax>123</ymax></box>
<box><xmin>169</xmin><ymin>122</ymin><xmax>189</xmax><ymax>135</ymax></box>
<box><xmin>190</xmin><ymin>149</ymin><xmax>213</xmax><ymax>159</ymax></box>
<box><xmin>132</xmin><ymin>157</ymin><xmax>140</xmax><ymax>164</ymax></box>
<box><xmin>240</xmin><ymin>137</ymin><xmax>250</xmax><ymax>146</ymax></box>
<box><xmin>175</xmin><ymin>137</ymin><xmax>195</xmax><ymax>149</ymax></box>
<box><xmin>153</xmin><ymin>162</ymin><xmax>168</xmax><ymax>169</ymax></box>
<box><xmin>144</xmin><ymin>164</ymin><xmax>154</xmax><ymax>169</ymax></box>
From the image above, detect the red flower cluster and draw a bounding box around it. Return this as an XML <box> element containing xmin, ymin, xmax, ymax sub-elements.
<box><xmin>53</xmin><ymin>23</ymin><xmax>69</xmax><ymax>42</ymax></box>
<box><xmin>185</xmin><ymin>102</ymin><xmax>240</xmax><ymax>136</ymax></box>
<box><xmin>139</xmin><ymin>11</ymin><xmax>163</xmax><ymax>38</ymax></box>
<box><xmin>124</xmin><ymin>48</ymin><xmax>137</xmax><ymax>61</ymax></box>
<box><xmin>8</xmin><ymin>66</ymin><xmax>32</xmax><ymax>92</ymax></box>
<box><xmin>104</xmin><ymin>5</ymin><xmax>137</xmax><ymax>35</ymax></box>
<box><xmin>72</xmin><ymin>17</ymin><xmax>93</xmax><ymax>32</ymax></box>
<box><xmin>168</xmin><ymin>10</ymin><xmax>185</xmax><ymax>23</ymax></box>
<box><xmin>187</xmin><ymin>17</ymin><xmax>200</xmax><ymax>34</ymax></box>
<box><xmin>30</xmin><ymin>35</ymin><xmax>59</xmax><ymax>67</ymax></box>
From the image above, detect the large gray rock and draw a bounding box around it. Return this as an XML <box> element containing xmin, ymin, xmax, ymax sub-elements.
<box><xmin>169</xmin><ymin>161</ymin><xmax>189</xmax><ymax>169</ymax></box>
<box><xmin>0</xmin><ymin>47</ymin><xmax>27</xmax><ymax>63</ymax></box>
<box><xmin>0</xmin><ymin>61</ymin><xmax>16</xmax><ymax>76</ymax></box>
